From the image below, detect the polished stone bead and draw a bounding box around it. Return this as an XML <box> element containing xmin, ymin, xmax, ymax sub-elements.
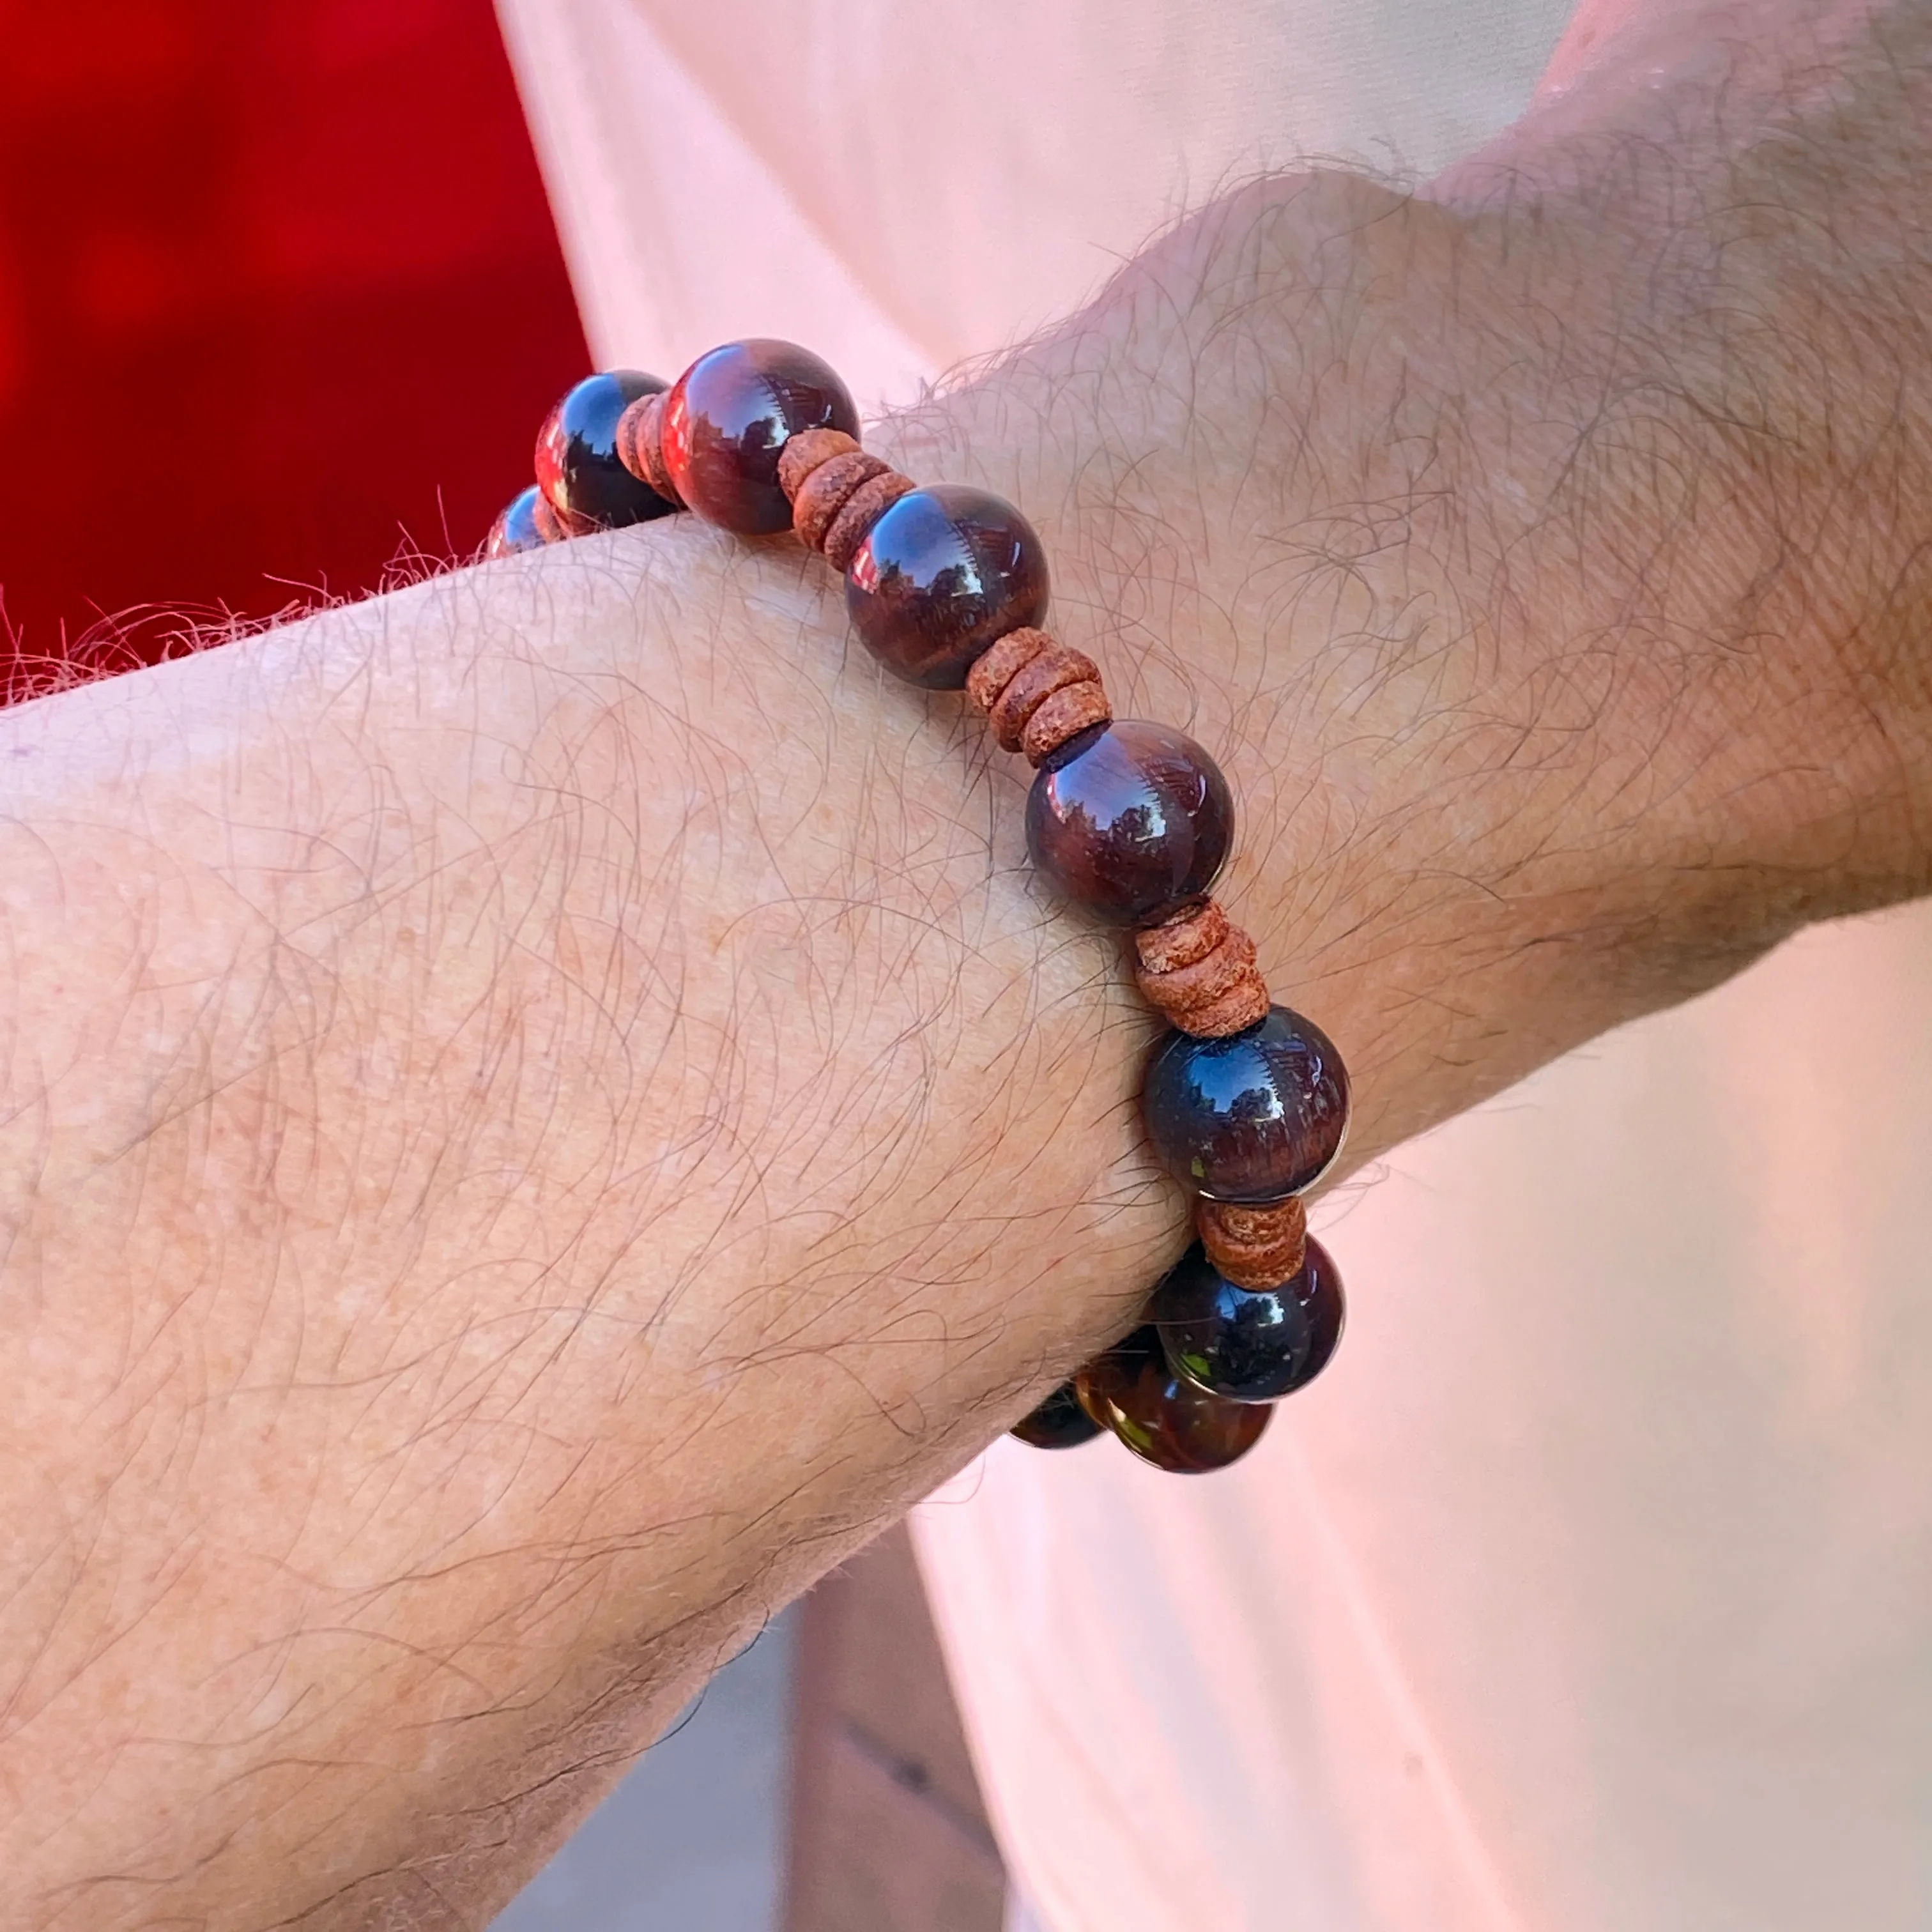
<box><xmin>1025</xmin><ymin>720</ymin><xmax>1234</xmax><ymax>924</ymax></box>
<box><xmin>1010</xmin><ymin>1381</ymin><xmax>1105</xmax><ymax>1450</ymax></box>
<box><xmin>1142</xmin><ymin>1004</ymin><xmax>1350</xmax><ymax>1201</ymax></box>
<box><xmin>1074</xmin><ymin>1325</ymin><xmax>1271</xmax><ymax>1473</ymax></box>
<box><xmin>486</xmin><ymin>486</ymin><xmax>551</xmax><ymax>558</ymax></box>
<box><xmin>535</xmin><ymin>369</ymin><xmax>677</xmax><ymax>528</ymax></box>
<box><xmin>1153</xmin><ymin>1236</ymin><xmax>1344</xmax><ymax>1402</ymax></box>
<box><xmin>844</xmin><ymin>484</ymin><xmax>1050</xmax><ymax>687</ymax></box>
<box><xmin>663</xmin><ymin>339</ymin><xmax>860</xmax><ymax>533</ymax></box>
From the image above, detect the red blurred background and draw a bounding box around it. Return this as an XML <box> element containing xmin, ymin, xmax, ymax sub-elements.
<box><xmin>0</xmin><ymin>0</ymin><xmax>586</xmax><ymax>690</ymax></box>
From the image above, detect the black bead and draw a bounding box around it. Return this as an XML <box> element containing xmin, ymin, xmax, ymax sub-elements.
<box><xmin>1142</xmin><ymin>1004</ymin><xmax>1351</xmax><ymax>1201</ymax></box>
<box><xmin>1153</xmin><ymin>1238</ymin><xmax>1344</xmax><ymax>1402</ymax></box>
<box><xmin>1010</xmin><ymin>1381</ymin><xmax>1105</xmax><ymax>1449</ymax></box>
<box><xmin>536</xmin><ymin>369</ymin><xmax>677</xmax><ymax>528</ymax></box>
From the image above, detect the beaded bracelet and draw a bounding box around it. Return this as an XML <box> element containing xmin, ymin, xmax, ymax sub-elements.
<box><xmin>487</xmin><ymin>344</ymin><xmax>1351</xmax><ymax>1476</ymax></box>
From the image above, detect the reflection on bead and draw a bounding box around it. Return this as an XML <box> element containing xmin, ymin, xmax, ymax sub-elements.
<box><xmin>1142</xmin><ymin>1004</ymin><xmax>1350</xmax><ymax>1201</ymax></box>
<box><xmin>1010</xmin><ymin>1382</ymin><xmax>1105</xmax><ymax>1450</ymax></box>
<box><xmin>486</xmin><ymin>486</ymin><xmax>553</xmax><ymax>558</ymax></box>
<box><xmin>1074</xmin><ymin>1325</ymin><xmax>1271</xmax><ymax>1473</ymax></box>
<box><xmin>536</xmin><ymin>370</ymin><xmax>677</xmax><ymax>529</ymax></box>
<box><xmin>845</xmin><ymin>484</ymin><xmax>1050</xmax><ymax>688</ymax></box>
<box><xmin>663</xmin><ymin>339</ymin><xmax>860</xmax><ymax>533</ymax></box>
<box><xmin>1025</xmin><ymin>721</ymin><xmax>1234</xmax><ymax>925</ymax></box>
<box><xmin>1153</xmin><ymin>1238</ymin><xmax>1344</xmax><ymax>1403</ymax></box>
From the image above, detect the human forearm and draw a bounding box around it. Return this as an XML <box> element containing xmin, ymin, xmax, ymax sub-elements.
<box><xmin>0</xmin><ymin>535</ymin><xmax>1172</xmax><ymax>1924</ymax></box>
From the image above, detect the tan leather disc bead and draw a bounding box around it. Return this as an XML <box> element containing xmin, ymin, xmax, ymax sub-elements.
<box><xmin>1136</xmin><ymin>898</ymin><xmax>1229</xmax><ymax>972</ymax></box>
<box><xmin>1134</xmin><ymin>900</ymin><xmax>1271</xmax><ymax>1037</ymax></box>
<box><xmin>822</xmin><ymin>470</ymin><xmax>916</xmax><ymax>572</ymax></box>
<box><xmin>1021</xmin><ymin>680</ymin><xmax>1112</xmax><ymax>762</ymax></box>
<box><xmin>616</xmin><ymin>391</ymin><xmax>682</xmax><ymax>507</ymax></box>
<box><xmin>986</xmin><ymin>641</ymin><xmax>1102</xmax><ymax>750</ymax></box>
<box><xmin>1184</xmin><ymin>977</ymin><xmax>1273</xmax><ymax>1036</ymax></box>
<box><xmin>965</xmin><ymin>627</ymin><xmax>1050</xmax><ymax>711</ymax></box>
<box><xmin>792</xmin><ymin>448</ymin><xmax>891</xmax><ymax>553</ymax></box>
<box><xmin>964</xmin><ymin>627</ymin><xmax>1113</xmax><ymax>763</ymax></box>
<box><xmin>776</xmin><ymin>426</ymin><xmax>862</xmax><ymax>500</ymax></box>
<box><xmin>1197</xmin><ymin>1195</ymin><xmax>1308</xmax><ymax>1291</ymax></box>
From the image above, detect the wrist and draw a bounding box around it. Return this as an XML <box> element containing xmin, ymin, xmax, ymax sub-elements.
<box><xmin>881</xmin><ymin>176</ymin><xmax>1581</xmax><ymax>1160</ymax></box>
<box><xmin>896</xmin><ymin>132</ymin><xmax>1932</xmax><ymax>1174</ymax></box>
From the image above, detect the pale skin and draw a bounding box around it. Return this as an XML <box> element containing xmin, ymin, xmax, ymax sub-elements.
<box><xmin>4</xmin><ymin>1</ymin><xmax>1931</xmax><ymax>1923</ymax></box>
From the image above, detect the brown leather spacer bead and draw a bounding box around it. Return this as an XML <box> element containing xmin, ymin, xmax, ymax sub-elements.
<box><xmin>965</xmin><ymin>626</ymin><xmax>1051</xmax><ymax>712</ymax></box>
<box><xmin>1138</xmin><ymin>922</ymin><xmax>1256</xmax><ymax>1008</ymax></box>
<box><xmin>778</xmin><ymin>426</ymin><xmax>862</xmax><ymax>501</ymax></box>
<box><xmin>986</xmin><ymin>642</ymin><xmax>1103</xmax><ymax>753</ymax></box>
<box><xmin>1176</xmin><ymin>974</ymin><xmax>1273</xmax><ymax>1037</ymax></box>
<box><xmin>1022</xmin><ymin>680</ymin><xmax>1112</xmax><ymax>763</ymax></box>
<box><xmin>1135</xmin><ymin>900</ymin><xmax>1230</xmax><ymax>975</ymax></box>
<box><xmin>822</xmin><ymin>469</ymin><xmax>916</xmax><ymax>572</ymax></box>
<box><xmin>1135</xmin><ymin>904</ymin><xmax>1271</xmax><ymax>1037</ymax></box>
<box><xmin>617</xmin><ymin>391</ymin><xmax>682</xmax><ymax>507</ymax></box>
<box><xmin>614</xmin><ymin>394</ymin><xmax>652</xmax><ymax>481</ymax></box>
<box><xmin>792</xmin><ymin>448</ymin><xmax>891</xmax><ymax>553</ymax></box>
<box><xmin>1197</xmin><ymin>1195</ymin><xmax>1308</xmax><ymax>1291</ymax></box>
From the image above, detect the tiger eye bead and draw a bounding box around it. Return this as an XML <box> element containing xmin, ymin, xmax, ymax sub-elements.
<box><xmin>1142</xmin><ymin>1005</ymin><xmax>1351</xmax><ymax>1201</ymax></box>
<box><xmin>663</xmin><ymin>339</ymin><xmax>860</xmax><ymax>534</ymax></box>
<box><xmin>1025</xmin><ymin>720</ymin><xmax>1234</xmax><ymax>924</ymax></box>
<box><xmin>486</xmin><ymin>486</ymin><xmax>552</xmax><ymax>557</ymax></box>
<box><xmin>1074</xmin><ymin>1326</ymin><xmax>1271</xmax><ymax>1473</ymax></box>
<box><xmin>1010</xmin><ymin>1381</ymin><xmax>1105</xmax><ymax>1450</ymax></box>
<box><xmin>535</xmin><ymin>370</ymin><xmax>677</xmax><ymax>528</ymax></box>
<box><xmin>1153</xmin><ymin>1238</ymin><xmax>1344</xmax><ymax>1404</ymax></box>
<box><xmin>845</xmin><ymin>484</ymin><xmax>1051</xmax><ymax>688</ymax></box>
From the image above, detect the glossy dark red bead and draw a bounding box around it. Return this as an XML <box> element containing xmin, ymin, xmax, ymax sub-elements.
<box><xmin>844</xmin><ymin>484</ymin><xmax>1050</xmax><ymax>688</ymax></box>
<box><xmin>535</xmin><ymin>369</ymin><xmax>677</xmax><ymax>529</ymax></box>
<box><xmin>1142</xmin><ymin>1005</ymin><xmax>1351</xmax><ymax>1201</ymax></box>
<box><xmin>486</xmin><ymin>486</ymin><xmax>550</xmax><ymax>558</ymax></box>
<box><xmin>1153</xmin><ymin>1236</ymin><xmax>1344</xmax><ymax>1403</ymax></box>
<box><xmin>1024</xmin><ymin>720</ymin><xmax>1234</xmax><ymax>924</ymax></box>
<box><xmin>1010</xmin><ymin>1381</ymin><xmax>1105</xmax><ymax>1450</ymax></box>
<box><xmin>663</xmin><ymin>339</ymin><xmax>859</xmax><ymax>534</ymax></box>
<box><xmin>1074</xmin><ymin>1325</ymin><xmax>1271</xmax><ymax>1473</ymax></box>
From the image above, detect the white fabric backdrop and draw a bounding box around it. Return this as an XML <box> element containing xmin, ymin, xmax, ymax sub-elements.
<box><xmin>496</xmin><ymin>6</ymin><xmax>1932</xmax><ymax>1926</ymax></box>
